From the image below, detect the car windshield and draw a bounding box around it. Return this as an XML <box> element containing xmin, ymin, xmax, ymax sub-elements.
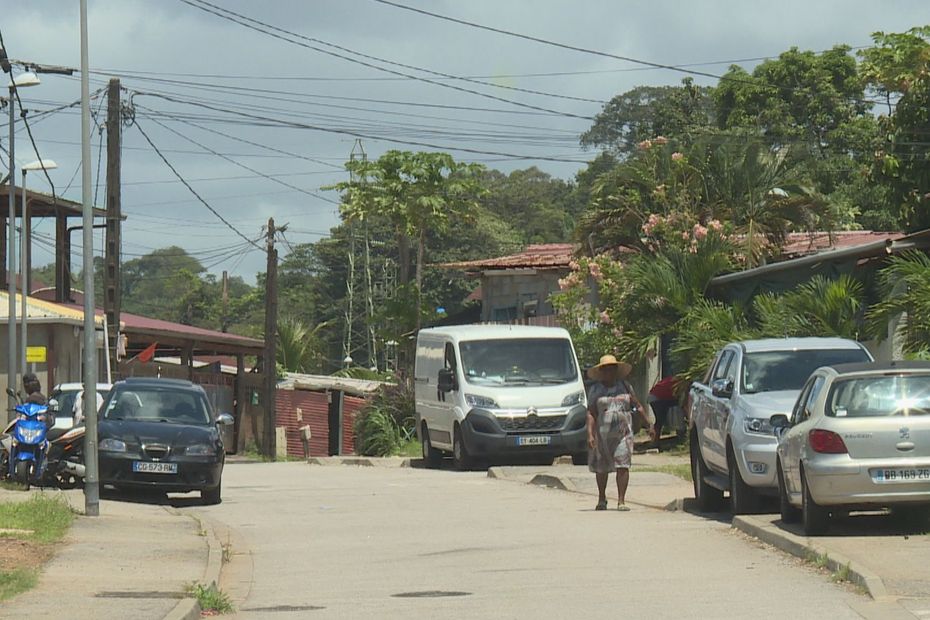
<box><xmin>460</xmin><ymin>338</ymin><xmax>578</xmax><ymax>386</ymax></box>
<box><xmin>104</xmin><ymin>388</ymin><xmax>211</xmax><ymax>425</ymax></box>
<box><xmin>741</xmin><ymin>348</ymin><xmax>870</xmax><ymax>394</ymax></box>
<box><xmin>828</xmin><ymin>374</ymin><xmax>930</xmax><ymax>417</ymax></box>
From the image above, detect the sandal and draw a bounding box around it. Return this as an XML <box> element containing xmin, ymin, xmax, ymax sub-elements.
<box><xmin>617</xmin><ymin>503</ymin><xmax>631</xmax><ymax>512</ymax></box>
<box><xmin>595</xmin><ymin>499</ymin><xmax>608</xmax><ymax>511</ymax></box>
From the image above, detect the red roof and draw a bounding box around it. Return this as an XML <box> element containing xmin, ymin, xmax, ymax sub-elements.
<box><xmin>779</xmin><ymin>231</ymin><xmax>903</xmax><ymax>258</ymax></box>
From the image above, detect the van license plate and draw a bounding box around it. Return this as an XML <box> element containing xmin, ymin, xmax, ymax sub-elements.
<box><xmin>871</xmin><ymin>468</ymin><xmax>930</xmax><ymax>483</ymax></box>
<box><xmin>133</xmin><ymin>461</ymin><xmax>178</xmax><ymax>474</ymax></box>
<box><xmin>518</xmin><ymin>436</ymin><xmax>551</xmax><ymax>446</ymax></box>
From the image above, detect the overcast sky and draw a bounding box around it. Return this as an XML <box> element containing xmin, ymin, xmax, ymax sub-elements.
<box><xmin>3</xmin><ymin>0</ymin><xmax>927</xmax><ymax>281</ymax></box>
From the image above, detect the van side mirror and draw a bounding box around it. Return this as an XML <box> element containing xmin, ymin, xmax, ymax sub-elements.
<box><xmin>769</xmin><ymin>414</ymin><xmax>790</xmax><ymax>436</ymax></box>
<box><xmin>711</xmin><ymin>379</ymin><xmax>733</xmax><ymax>399</ymax></box>
<box><xmin>437</xmin><ymin>368</ymin><xmax>457</xmax><ymax>393</ymax></box>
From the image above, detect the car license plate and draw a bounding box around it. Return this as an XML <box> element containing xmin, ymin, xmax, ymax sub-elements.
<box><xmin>132</xmin><ymin>461</ymin><xmax>178</xmax><ymax>474</ymax></box>
<box><xmin>518</xmin><ymin>435</ymin><xmax>551</xmax><ymax>447</ymax></box>
<box><xmin>871</xmin><ymin>467</ymin><xmax>930</xmax><ymax>483</ymax></box>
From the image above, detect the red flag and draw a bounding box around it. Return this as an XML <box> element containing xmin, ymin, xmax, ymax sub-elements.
<box><xmin>137</xmin><ymin>342</ymin><xmax>158</xmax><ymax>363</ymax></box>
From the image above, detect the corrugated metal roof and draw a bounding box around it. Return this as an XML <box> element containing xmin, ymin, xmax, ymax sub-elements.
<box><xmin>278</xmin><ymin>372</ymin><xmax>387</xmax><ymax>397</ymax></box>
<box><xmin>780</xmin><ymin>231</ymin><xmax>904</xmax><ymax>258</ymax></box>
<box><xmin>0</xmin><ymin>292</ymin><xmax>103</xmax><ymax>325</ymax></box>
<box><xmin>439</xmin><ymin>243</ymin><xmax>577</xmax><ymax>271</ymax></box>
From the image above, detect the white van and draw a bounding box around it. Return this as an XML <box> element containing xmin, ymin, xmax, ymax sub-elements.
<box><xmin>414</xmin><ymin>325</ymin><xmax>588</xmax><ymax>469</ymax></box>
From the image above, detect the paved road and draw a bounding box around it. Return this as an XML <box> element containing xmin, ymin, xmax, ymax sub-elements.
<box><xmin>187</xmin><ymin>462</ymin><xmax>865</xmax><ymax>620</ymax></box>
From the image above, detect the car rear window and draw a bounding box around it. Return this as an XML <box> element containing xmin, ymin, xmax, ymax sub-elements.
<box><xmin>828</xmin><ymin>374</ymin><xmax>930</xmax><ymax>417</ymax></box>
<box><xmin>104</xmin><ymin>388</ymin><xmax>211</xmax><ymax>424</ymax></box>
<box><xmin>741</xmin><ymin>348</ymin><xmax>870</xmax><ymax>394</ymax></box>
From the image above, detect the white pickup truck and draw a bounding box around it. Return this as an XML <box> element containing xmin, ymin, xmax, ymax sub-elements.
<box><xmin>688</xmin><ymin>337</ymin><xmax>872</xmax><ymax>514</ymax></box>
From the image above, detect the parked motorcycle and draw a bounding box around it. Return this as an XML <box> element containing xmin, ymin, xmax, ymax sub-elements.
<box><xmin>5</xmin><ymin>402</ymin><xmax>51</xmax><ymax>489</ymax></box>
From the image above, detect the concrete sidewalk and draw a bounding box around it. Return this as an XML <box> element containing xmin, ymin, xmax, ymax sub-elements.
<box><xmin>0</xmin><ymin>489</ymin><xmax>219</xmax><ymax>620</ymax></box>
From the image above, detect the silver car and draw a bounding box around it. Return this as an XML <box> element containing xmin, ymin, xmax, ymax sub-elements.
<box><xmin>771</xmin><ymin>361</ymin><xmax>930</xmax><ymax>534</ymax></box>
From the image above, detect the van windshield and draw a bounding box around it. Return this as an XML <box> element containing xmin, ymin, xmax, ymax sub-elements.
<box><xmin>459</xmin><ymin>338</ymin><xmax>578</xmax><ymax>386</ymax></box>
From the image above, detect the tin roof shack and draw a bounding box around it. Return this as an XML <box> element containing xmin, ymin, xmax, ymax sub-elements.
<box><xmin>440</xmin><ymin>244</ymin><xmax>576</xmax><ymax>323</ymax></box>
<box><xmin>277</xmin><ymin>373</ymin><xmax>387</xmax><ymax>459</ymax></box>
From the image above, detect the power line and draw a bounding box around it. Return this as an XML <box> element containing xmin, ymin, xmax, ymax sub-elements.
<box><xmin>178</xmin><ymin>0</ymin><xmax>596</xmax><ymax>120</ymax></box>
<box><xmin>133</xmin><ymin>119</ymin><xmax>262</xmax><ymax>249</ymax></box>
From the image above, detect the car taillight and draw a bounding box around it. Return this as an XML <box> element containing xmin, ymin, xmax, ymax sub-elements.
<box><xmin>809</xmin><ymin>429</ymin><xmax>848</xmax><ymax>454</ymax></box>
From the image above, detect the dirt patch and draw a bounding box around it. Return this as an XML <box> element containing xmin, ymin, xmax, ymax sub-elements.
<box><xmin>0</xmin><ymin>539</ymin><xmax>51</xmax><ymax>573</ymax></box>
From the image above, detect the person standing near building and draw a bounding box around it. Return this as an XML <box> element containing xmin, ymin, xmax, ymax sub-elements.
<box><xmin>649</xmin><ymin>375</ymin><xmax>678</xmax><ymax>451</ymax></box>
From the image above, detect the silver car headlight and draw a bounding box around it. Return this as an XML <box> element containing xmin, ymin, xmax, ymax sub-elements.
<box><xmin>744</xmin><ymin>417</ymin><xmax>775</xmax><ymax>435</ymax></box>
<box><xmin>186</xmin><ymin>444</ymin><xmax>216</xmax><ymax>457</ymax></box>
<box><xmin>465</xmin><ymin>394</ymin><xmax>498</xmax><ymax>409</ymax></box>
<box><xmin>99</xmin><ymin>438</ymin><xmax>127</xmax><ymax>452</ymax></box>
<box><xmin>561</xmin><ymin>391</ymin><xmax>585</xmax><ymax>407</ymax></box>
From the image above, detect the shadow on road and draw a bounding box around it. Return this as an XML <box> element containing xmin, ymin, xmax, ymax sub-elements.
<box><xmin>101</xmin><ymin>487</ymin><xmax>204</xmax><ymax>508</ymax></box>
<box><xmin>771</xmin><ymin>510</ymin><xmax>930</xmax><ymax>538</ymax></box>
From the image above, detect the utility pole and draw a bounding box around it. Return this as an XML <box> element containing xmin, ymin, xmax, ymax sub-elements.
<box><xmin>263</xmin><ymin>218</ymin><xmax>278</xmax><ymax>460</ymax></box>
<box><xmin>221</xmin><ymin>270</ymin><xmax>229</xmax><ymax>333</ymax></box>
<box><xmin>80</xmin><ymin>0</ymin><xmax>101</xmax><ymax>517</ymax></box>
<box><xmin>103</xmin><ymin>78</ymin><xmax>121</xmax><ymax>376</ymax></box>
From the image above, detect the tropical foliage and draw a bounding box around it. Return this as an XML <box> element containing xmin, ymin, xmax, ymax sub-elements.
<box><xmin>353</xmin><ymin>382</ymin><xmax>416</xmax><ymax>457</ymax></box>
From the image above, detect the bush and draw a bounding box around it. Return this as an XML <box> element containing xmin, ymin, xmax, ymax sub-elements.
<box><xmin>354</xmin><ymin>381</ymin><xmax>416</xmax><ymax>457</ymax></box>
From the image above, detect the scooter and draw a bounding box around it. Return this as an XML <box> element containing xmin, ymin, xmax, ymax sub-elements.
<box><xmin>6</xmin><ymin>402</ymin><xmax>51</xmax><ymax>489</ymax></box>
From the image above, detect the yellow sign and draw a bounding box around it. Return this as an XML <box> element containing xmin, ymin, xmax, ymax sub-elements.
<box><xmin>25</xmin><ymin>346</ymin><xmax>46</xmax><ymax>363</ymax></box>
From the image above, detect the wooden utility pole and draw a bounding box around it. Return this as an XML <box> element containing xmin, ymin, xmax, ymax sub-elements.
<box><xmin>263</xmin><ymin>218</ymin><xmax>278</xmax><ymax>460</ymax></box>
<box><xmin>103</xmin><ymin>78</ymin><xmax>121</xmax><ymax>375</ymax></box>
<box><xmin>221</xmin><ymin>270</ymin><xmax>229</xmax><ymax>333</ymax></box>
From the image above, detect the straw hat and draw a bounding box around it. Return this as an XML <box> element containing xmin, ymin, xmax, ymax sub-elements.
<box><xmin>587</xmin><ymin>354</ymin><xmax>632</xmax><ymax>381</ymax></box>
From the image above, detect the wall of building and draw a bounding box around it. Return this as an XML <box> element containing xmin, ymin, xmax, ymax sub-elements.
<box><xmin>479</xmin><ymin>270</ymin><xmax>567</xmax><ymax>322</ymax></box>
<box><xmin>0</xmin><ymin>322</ymin><xmax>83</xmax><ymax>399</ymax></box>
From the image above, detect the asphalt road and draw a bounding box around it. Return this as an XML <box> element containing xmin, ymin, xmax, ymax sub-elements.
<box><xmin>187</xmin><ymin>462</ymin><xmax>866</xmax><ymax>620</ymax></box>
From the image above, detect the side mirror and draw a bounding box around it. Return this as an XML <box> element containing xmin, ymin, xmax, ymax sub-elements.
<box><xmin>769</xmin><ymin>414</ymin><xmax>790</xmax><ymax>436</ymax></box>
<box><xmin>437</xmin><ymin>368</ymin><xmax>457</xmax><ymax>393</ymax></box>
<box><xmin>216</xmin><ymin>413</ymin><xmax>235</xmax><ymax>426</ymax></box>
<box><xmin>711</xmin><ymin>379</ymin><xmax>733</xmax><ymax>399</ymax></box>
<box><xmin>48</xmin><ymin>399</ymin><xmax>60</xmax><ymax>413</ymax></box>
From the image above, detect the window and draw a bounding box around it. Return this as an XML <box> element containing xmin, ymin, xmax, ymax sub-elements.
<box><xmin>799</xmin><ymin>376</ymin><xmax>825</xmax><ymax>423</ymax></box>
<box><xmin>460</xmin><ymin>338</ymin><xmax>578</xmax><ymax>386</ymax></box>
<box><xmin>104</xmin><ymin>388</ymin><xmax>211</xmax><ymax>425</ymax></box>
<box><xmin>444</xmin><ymin>343</ymin><xmax>457</xmax><ymax>371</ymax></box>
<box><xmin>828</xmin><ymin>374</ymin><xmax>930</xmax><ymax>418</ymax></box>
<box><xmin>741</xmin><ymin>348</ymin><xmax>870</xmax><ymax>394</ymax></box>
<box><xmin>491</xmin><ymin>306</ymin><xmax>518</xmax><ymax>322</ymax></box>
<box><xmin>713</xmin><ymin>350</ymin><xmax>734</xmax><ymax>382</ymax></box>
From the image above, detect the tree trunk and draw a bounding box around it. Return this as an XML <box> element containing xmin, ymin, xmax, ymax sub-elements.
<box><xmin>397</xmin><ymin>231</ymin><xmax>411</xmax><ymax>285</ymax></box>
<box><xmin>415</xmin><ymin>228</ymin><xmax>426</xmax><ymax>331</ymax></box>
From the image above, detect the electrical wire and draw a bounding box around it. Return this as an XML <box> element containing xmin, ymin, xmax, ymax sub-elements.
<box><xmin>178</xmin><ymin>0</ymin><xmax>596</xmax><ymax>120</ymax></box>
<box><xmin>133</xmin><ymin>120</ymin><xmax>262</xmax><ymax>249</ymax></box>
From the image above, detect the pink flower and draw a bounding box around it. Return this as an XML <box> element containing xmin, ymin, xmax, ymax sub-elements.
<box><xmin>681</xmin><ymin>231</ymin><xmax>690</xmax><ymax>240</ymax></box>
<box><xmin>692</xmin><ymin>224</ymin><xmax>708</xmax><ymax>240</ymax></box>
<box><xmin>638</xmin><ymin>139</ymin><xmax>653</xmax><ymax>150</ymax></box>
<box><xmin>589</xmin><ymin>262</ymin><xmax>603</xmax><ymax>280</ymax></box>
<box><xmin>708</xmin><ymin>219</ymin><xmax>723</xmax><ymax>232</ymax></box>
<box><xmin>671</xmin><ymin>152</ymin><xmax>684</xmax><ymax>162</ymax></box>
<box><xmin>568</xmin><ymin>260</ymin><xmax>580</xmax><ymax>272</ymax></box>
<box><xmin>654</xmin><ymin>136</ymin><xmax>669</xmax><ymax>145</ymax></box>
<box><xmin>599</xmin><ymin>310</ymin><xmax>612</xmax><ymax>325</ymax></box>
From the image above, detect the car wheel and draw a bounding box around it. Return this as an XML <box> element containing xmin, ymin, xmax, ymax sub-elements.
<box><xmin>14</xmin><ymin>460</ymin><xmax>31</xmax><ymax>490</ymax></box>
<box><xmin>728</xmin><ymin>447</ymin><xmax>759</xmax><ymax>515</ymax></box>
<box><xmin>571</xmin><ymin>452</ymin><xmax>587</xmax><ymax>466</ymax></box>
<box><xmin>201</xmin><ymin>479</ymin><xmax>222</xmax><ymax>506</ymax></box>
<box><xmin>801</xmin><ymin>469</ymin><xmax>829</xmax><ymax>535</ymax></box>
<box><xmin>690</xmin><ymin>433</ymin><xmax>724</xmax><ymax>512</ymax></box>
<box><xmin>420</xmin><ymin>423</ymin><xmax>443</xmax><ymax>469</ymax></box>
<box><xmin>777</xmin><ymin>461</ymin><xmax>800</xmax><ymax>524</ymax></box>
<box><xmin>452</xmin><ymin>427</ymin><xmax>473</xmax><ymax>472</ymax></box>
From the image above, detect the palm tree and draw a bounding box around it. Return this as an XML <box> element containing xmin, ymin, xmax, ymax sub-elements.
<box><xmin>277</xmin><ymin>317</ymin><xmax>331</xmax><ymax>374</ymax></box>
<box><xmin>868</xmin><ymin>251</ymin><xmax>930</xmax><ymax>357</ymax></box>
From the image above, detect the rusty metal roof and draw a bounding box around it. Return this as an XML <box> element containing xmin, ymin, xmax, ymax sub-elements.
<box><xmin>439</xmin><ymin>244</ymin><xmax>577</xmax><ymax>271</ymax></box>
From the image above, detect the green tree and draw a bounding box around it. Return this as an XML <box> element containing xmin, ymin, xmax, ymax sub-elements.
<box><xmin>868</xmin><ymin>251</ymin><xmax>930</xmax><ymax>357</ymax></box>
<box><xmin>276</xmin><ymin>316</ymin><xmax>330</xmax><ymax>373</ymax></box>
<box><xmin>479</xmin><ymin>167</ymin><xmax>580</xmax><ymax>243</ymax></box>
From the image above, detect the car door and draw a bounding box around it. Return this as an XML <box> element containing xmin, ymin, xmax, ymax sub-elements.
<box><xmin>705</xmin><ymin>349</ymin><xmax>736</xmax><ymax>470</ymax></box>
<box><xmin>784</xmin><ymin>374</ymin><xmax>826</xmax><ymax>495</ymax></box>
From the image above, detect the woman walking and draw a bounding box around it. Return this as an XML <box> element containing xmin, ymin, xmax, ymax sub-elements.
<box><xmin>586</xmin><ymin>355</ymin><xmax>652</xmax><ymax>511</ymax></box>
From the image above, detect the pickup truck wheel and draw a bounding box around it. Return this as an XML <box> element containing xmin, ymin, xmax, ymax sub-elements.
<box><xmin>691</xmin><ymin>436</ymin><xmax>724</xmax><ymax>512</ymax></box>
<box><xmin>801</xmin><ymin>469</ymin><xmax>830</xmax><ymax>535</ymax></box>
<box><xmin>420</xmin><ymin>424</ymin><xmax>443</xmax><ymax>469</ymax></box>
<box><xmin>777</xmin><ymin>461</ymin><xmax>800</xmax><ymax>524</ymax></box>
<box><xmin>452</xmin><ymin>427</ymin><xmax>474</xmax><ymax>472</ymax></box>
<box><xmin>728</xmin><ymin>448</ymin><xmax>759</xmax><ymax>515</ymax></box>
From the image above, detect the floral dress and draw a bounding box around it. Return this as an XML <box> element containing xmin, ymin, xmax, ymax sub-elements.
<box><xmin>587</xmin><ymin>381</ymin><xmax>634</xmax><ymax>473</ymax></box>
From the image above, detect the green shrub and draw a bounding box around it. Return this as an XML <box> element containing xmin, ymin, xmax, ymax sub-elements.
<box><xmin>354</xmin><ymin>381</ymin><xmax>416</xmax><ymax>456</ymax></box>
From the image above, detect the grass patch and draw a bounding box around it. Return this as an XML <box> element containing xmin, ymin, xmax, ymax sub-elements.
<box><xmin>0</xmin><ymin>568</ymin><xmax>37</xmax><ymax>601</ymax></box>
<box><xmin>0</xmin><ymin>496</ymin><xmax>74</xmax><ymax>544</ymax></box>
<box><xmin>395</xmin><ymin>439</ymin><xmax>421</xmax><ymax>458</ymax></box>
<box><xmin>636</xmin><ymin>464</ymin><xmax>692</xmax><ymax>482</ymax></box>
<box><xmin>831</xmin><ymin>562</ymin><xmax>852</xmax><ymax>583</ymax></box>
<box><xmin>805</xmin><ymin>550</ymin><xmax>830</xmax><ymax>569</ymax></box>
<box><xmin>186</xmin><ymin>582</ymin><xmax>234</xmax><ymax>614</ymax></box>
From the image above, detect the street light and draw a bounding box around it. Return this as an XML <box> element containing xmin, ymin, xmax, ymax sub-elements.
<box><xmin>19</xmin><ymin>159</ymin><xmax>57</xmax><ymax>377</ymax></box>
<box><xmin>6</xmin><ymin>71</ymin><xmax>40</xmax><ymax>413</ymax></box>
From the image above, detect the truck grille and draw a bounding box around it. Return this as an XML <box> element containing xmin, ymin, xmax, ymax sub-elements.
<box><xmin>499</xmin><ymin>415</ymin><xmax>566</xmax><ymax>433</ymax></box>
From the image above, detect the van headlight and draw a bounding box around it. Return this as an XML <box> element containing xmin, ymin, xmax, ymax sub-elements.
<box><xmin>561</xmin><ymin>391</ymin><xmax>585</xmax><ymax>407</ymax></box>
<box><xmin>744</xmin><ymin>418</ymin><xmax>774</xmax><ymax>435</ymax></box>
<box><xmin>465</xmin><ymin>394</ymin><xmax>498</xmax><ymax>409</ymax></box>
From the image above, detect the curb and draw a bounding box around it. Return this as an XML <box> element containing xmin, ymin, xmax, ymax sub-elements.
<box><xmin>162</xmin><ymin>509</ymin><xmax>226</xmax><ymax>620</ymax></box>
<box><xmin>731</xmin><ymin>515</ymin><xmax>888</xmax><ymax>600</ymax></box>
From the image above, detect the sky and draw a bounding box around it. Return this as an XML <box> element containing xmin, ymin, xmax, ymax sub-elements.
<box><xmin>2</xmin><ymin>0</ymin><xmax>927</xmax><ymax>282</ymax></box>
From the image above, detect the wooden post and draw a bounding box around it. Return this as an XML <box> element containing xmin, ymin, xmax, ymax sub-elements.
<box><xmin>54</xmin><ymin>215</ymin><xmax>70</xmax><ymax>302</ymax></box>
<box><xmin>263</xmin><ymin>218</ymin><xmax>278</xmax><ymax>460</ymax></box>
<box><xmin>103</xmin><ymin>78</ymin><xmax>121</xmax><ymax>375</ymax></box>
<box><xmin>234</xmin><ymin>353</ymin><xmax>245</xmax><ymax>453</ymax></box>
